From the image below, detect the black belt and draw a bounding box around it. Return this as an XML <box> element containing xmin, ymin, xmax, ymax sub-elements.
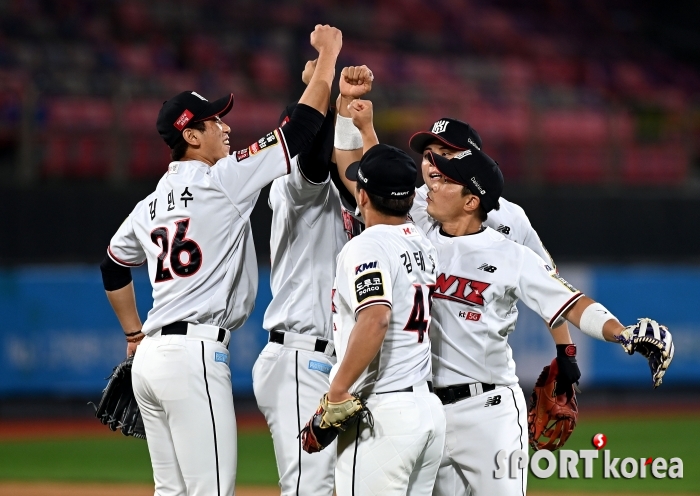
<box><xmin>269</xmin><ymin>330</ymin><xmax>332</xmax><ymax>354</ymax></box>
<box><xmin>162</xmin><ymin>321</ymin><xmax>228</xmax><ymax>344</ymax></box>
<box><xmin>434</xmin><ymin>383</ymin><xmax>496</xmax><ymax>405</ymax></box>
<box><xmin>377</xmin><ymin>381</ymin><xmax>433</xmax><ymax>395</ymax></box>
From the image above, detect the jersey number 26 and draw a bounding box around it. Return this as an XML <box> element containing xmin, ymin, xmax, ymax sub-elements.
<box><xmin>150</xmin><ymin>218</ymin><xmax>202</xmax><ymax>282</ymax></box>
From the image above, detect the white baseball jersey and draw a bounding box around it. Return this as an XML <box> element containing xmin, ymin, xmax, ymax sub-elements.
<box><xmin>108</xmin><ymin>129</ymin><xmax>291</xmax><ymax>334</ymax></box>
<box><xmin>263</xmin><ymin>166</ymin><xmax>359</xmax><ymax>340</ymax></box>
<box><xmin>412</xmin><ymin>184</ymin><xmax>555</xmax><ymax>266</ymax></box>
<box><xmin>425</xmin><ymin>225</ymin><xmax>583</xmax><ymax>387</ymax></box>
<box><xmin>331</xmin><ymin>223</ymin><xmax>438</xmax><ymax>394</ymax></box>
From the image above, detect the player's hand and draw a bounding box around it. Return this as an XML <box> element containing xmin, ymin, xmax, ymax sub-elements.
<box><xmin>348</xmin><ymin>99</ymin><xmax>374</xmax><ymax>132</ymax></box>
<box><xmin>327</xmin><ymin>388</ymin><xmax>355</xmax><ymax>403</ymax></box>
<box><xmin>302</xmin><ymin>59</ymin><xmax>317</xmax><ymax>86</ymax></box>
<box><xmin>310</xmin><ymin>25</ymin><xmax>342</xmax><ymax>57</ymax></box>
<box><xmin>339</xmin><ymin>66</ymin><xmax>374</xmax><ymax>99</ymax></box>
<box><xmin>126</xmin><ymin>341</ymin><xmax>140</xmax><ymax>357</ymax></box>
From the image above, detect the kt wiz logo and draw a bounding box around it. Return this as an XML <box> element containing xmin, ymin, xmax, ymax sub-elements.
<box><xmin>494</xmin><ymin>433</ymin><xmax>683</xmax><ymax>480</ymax></box>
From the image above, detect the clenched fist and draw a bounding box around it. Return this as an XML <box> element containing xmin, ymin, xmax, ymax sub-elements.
<box><xmin>348</xmin><ymin>99</ymin><xmax>374</xmax><ymax>132</ymax></box>
<box><xmin>310</xmin><ymin>25</ymin><xmax>342</xmax><ymax>57</ymax></box>
<box><xmin>340</xmin><ymin>65</ymin><xmax>374</xmax><ymax>99</ymax></box>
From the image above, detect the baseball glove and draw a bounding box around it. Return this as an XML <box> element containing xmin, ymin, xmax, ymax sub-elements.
<box><xmin>616</xmin><ymin>318</ymin><xmax>674</xmax><ymax>388</ymax></box>
<box><xmin>92</xmin><ymin>355</ymin><xmax>146</xmax><ymax>439</ymax></box>
<box><xmin>300</xmin><ymin>393</ymin><xmax>370</xmax><ymax>453</ymax></box>
<box><xmin>528</xmin><ymin>358</ymin><xmax>578</xmax><ymax>451</ymax></box>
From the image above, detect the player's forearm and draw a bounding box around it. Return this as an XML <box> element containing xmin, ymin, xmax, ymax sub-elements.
<box><xmin>105</xmin><ymin>282</ymin><xmax>142</xmax><ymax>333</ymax></box>
<box><xmin>565</xmin><ymin>296</ymin><xmax>623</xmax><ymax>342</ymax></box>
<box><xmin>360</xmin><ymin>127</ymin><xmax>379</xmax><ymax>153</ymax></box>
<box><xmin>334</xmin><ymin>96</ymin><xmax>363</xmax><ymax>194</ymax></box>
<box><xmin>549</xmin><ymin>321</ymin><xmax>573</xmax><ymax>344</ymax></box>
<box><xmin>329</xmin><ymin>306</ymin><xmax>390</xmax><ymax>397</ymax></box>
<box><xmin>298</xmin><ymin>49</ymin><xmax>336</xmax><ymax>115</ymax></box>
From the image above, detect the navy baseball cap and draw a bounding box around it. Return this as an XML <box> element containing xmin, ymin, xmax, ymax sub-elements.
<box><xmin>409</xmin><ymin>118</ymin><xmax>483</xmax><ymax>154</ymax></box>
<box><xmin>345</xmin><ymin>144</ymin><xmax>416</xmax><ymax>199</ymax></box>
<box><xmin>157</xmin><ymin>91</ymin><xmax>234</xmax><ymax>148</ymax></box>
<box><xmin>426</xmin><ymin>146</ymin><xmax>503</xmax><ymax>213</ymax></box>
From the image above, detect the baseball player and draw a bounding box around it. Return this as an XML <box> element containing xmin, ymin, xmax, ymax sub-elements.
<box><xmin>252</xmin><ymin>63</ymin><xmax>374</xmax><ymax>496</ymax></box>
<box><xmin>330</xmin><ymin>143</ymin><xmax>446</xmax><ymax>496</ymax></box>
<box><xmin>408</xmin><ymin>118</ymin><xmax>577</xmax><ymax>356</ymax></box>
<box><xmin>420</xmin><ymin>147</ymin><xmax>673</xmax><ymax>496</ymax></box>
<box><xmin>98</xmin><ymin>25</ymin><xmax>342</xmax><ymax>496</ymax></box>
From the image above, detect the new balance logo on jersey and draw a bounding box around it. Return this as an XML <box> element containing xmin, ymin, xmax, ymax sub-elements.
<box><xmin>496</xmin><ymin>225</ymin><xmax>511</xmax><ymax>235</ymax></box>
<box><xmin>484</xmin><ymin>395</ymin><xmax>501</xmax><ymax>407</ymax></box>
<box><xmin>478</xmin><ymin>263</ymin><xmax>497</xmax><ymax>273</ymax></box>
<box><xmin>433</xmin><ymin>273</ymin><xmax>490</xmax><ymax>306</ymax></box>
<box><xmin>355</xmin><ymin>261</ymin><xmax>378</xmax><ymax>274</ymax></box>
<box><xmin>431</xmin><ymin>120</ymin><xmax>449</xmax><ymax>134</ymax></box>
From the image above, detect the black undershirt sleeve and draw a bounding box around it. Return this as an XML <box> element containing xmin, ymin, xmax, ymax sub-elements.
<box><xmin>100</xmin><ymin>254</ymin><xmax>133</xmax><ymax>291</ymax></box>
<box><xmin>282</xmin><ymin>103</ymin><xmax>325</xmax><ymax>159</ymax></box>
<box><xmin>296</xmin><ymin>107</ymin><xmax>335</xmax><ymax>184</ymax></box>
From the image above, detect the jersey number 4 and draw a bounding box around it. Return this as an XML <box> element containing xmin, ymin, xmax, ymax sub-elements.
<box><xmin>150</xmin><ymin>218</ymin><xmax>202</xmax><ymax>282</ymax></box>
<box><xmin>404</xmin><ymin>284</ymin><xmax>435</xmax><ymax>343</ymax></box>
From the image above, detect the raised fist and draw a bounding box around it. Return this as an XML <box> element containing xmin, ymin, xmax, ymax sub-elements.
<box><xmin>348</xmin><ymin>99</ymin><xmax>374</xmax><ymax>132</ymax></box>
<box><xmin>310</xmin><ymin>25</ymin><xmax>342</xmax><ymax>57</ymax></box>
<box><xmin>340</xmin><ymin>65</ymin><xmax>374</xmax><ymax>99</ymax></box>
<box><xmin>302</xmin><ymin>59</ymin><xmax>317</xmax><ymax>86</ymax></box>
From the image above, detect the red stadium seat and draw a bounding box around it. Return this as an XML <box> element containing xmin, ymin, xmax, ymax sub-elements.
<box><xmin>543</xmin><ymin>145</ymin><xmax>606</xmax><ymax>183</ymax></box>
<box><xmin>621</xmin><ymin>144</ymin><xmax>687</xmax><ymax>184</ymax></box>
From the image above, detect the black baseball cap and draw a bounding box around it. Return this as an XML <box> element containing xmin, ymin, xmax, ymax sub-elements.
<box><xmin>345</xmin><ymin>144</ymin><xmax>416</xmax><ymax>199</ymax></box>
<box><xmin>426</xmin><ymin>146</ymin><xmax>503</xmax><ymax>213</ymax></box>
<box><xmin>157</xmin><ymin>91</ymin><xmax>234</xmax><ymax>148</ymax></box>
<box><xmin>409</xmin><ymin>118</ymin><xmax>483</xmax><ymax>154</ymax></box>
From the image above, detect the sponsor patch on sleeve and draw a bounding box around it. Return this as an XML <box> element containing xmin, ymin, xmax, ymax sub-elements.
<box><xmin>355</xmin><ymin>261</ymin><xmax>378</xmax><ymax>275</ymax></box>
<box><xmin>248</xmin><ymin>131</ymin><xmax>279</xmax><ymax>156</ymax></box>
<box><xmin>354</xmin><ymin>271</ymin><xmax>384</xmax><ymax>303</ymax></box>
<box><xmin>551</xmin><ymin>273</ymin><xmax>578</xmax><ymax>293</ymax></box>
<box><xmin>236</xmin><ymin>148</ymin><xmax>250</xmax><ymax>162</ymax></box>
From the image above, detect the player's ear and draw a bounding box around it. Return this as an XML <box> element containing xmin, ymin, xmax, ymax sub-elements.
<box><xmin>462</xmin><ymin>193</ymin><xmax>479</xmax><ymax>215</ymax></box>
<box><xmin>182</xmin><ymin>127</ymin><xmax>201</xmax><ymax>147</ymax></box>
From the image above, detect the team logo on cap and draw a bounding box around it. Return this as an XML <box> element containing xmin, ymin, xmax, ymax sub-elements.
<box><xmin>174</xmin><ymin>109</ymin><xmax>194</xmax><ymax>130</ymax></box>
<box><xmin>357</xmin><ymin>168</ymin><xmax>368</xmax><ymax>183</ymax></box>
<box><xmin>468</xmin><ymin>138</ymin><xmax>481</xmax><ymax>150</ymax></box>
<box><xmin>454</xmin><ymin>150</ymin><xmax>472</xmax><ymax>159</ymax></box>
<box><xmin>431</xmin><ymin>120</ymin><xmax>449</xmax><ymax>134</ymax></box>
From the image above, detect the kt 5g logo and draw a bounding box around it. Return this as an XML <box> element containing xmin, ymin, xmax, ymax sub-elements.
<box><xmin>494</xmin><ymin>433</ymin><xmax>683</xmax><ymax>480</ymax></box>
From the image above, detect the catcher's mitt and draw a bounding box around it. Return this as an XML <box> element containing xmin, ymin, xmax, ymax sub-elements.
<box><xmin>300</xmin><ymin>393</ymin><xmax>370</xmax><ymax>453</ymax></box>
<box><xmin>616</xmin><ymin>318</ymin><xmax>674</xmax><ymax>388</ymax></box>
<box><xmin>528</xmin><ymin>358</ymin><xmax>578</xmax><ymax>451</ymax></box>
<box><xmin>92</xmin><ymin>355</ymin><xmax>146</xmax><ymax>440</ymax></box>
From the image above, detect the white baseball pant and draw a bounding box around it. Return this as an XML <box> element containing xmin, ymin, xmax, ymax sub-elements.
<box><xmin>132</xmin><ymin>326</ymin><xmax>236</xmax><ymax>496</ymax></box>
<box><xmin>433</xmin><ymin>384</ymin><xmax>528</xmax><ymax>496</ymax></box>
<box><xmin>252</xmin><ymin>335</ymin><xmax>337</xmax><ymax>496</ymax></box>
<box><xmin>335</xmin><ymin>382</ymin><xmax>446</xmax><ymax>496</ymax></box>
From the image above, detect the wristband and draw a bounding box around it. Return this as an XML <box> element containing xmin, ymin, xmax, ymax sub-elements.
<box><xmin>125</xmin><ymin>331</ymin><xmax>145</xmax><ymax>343</ymax></box>
<box><xmin>579</xmin><ymin>302</ymin><xmax>616</xmax><ymax>341</ymax></box>
<box><xmin>334</xmin><ymin>114</ymin><xmax>363</xmax><ymax>150</ymax></box>
<box><xmin>124</xmin><ymin>330</ymin><xmax>142</xmax><ymax>337</ymax></box>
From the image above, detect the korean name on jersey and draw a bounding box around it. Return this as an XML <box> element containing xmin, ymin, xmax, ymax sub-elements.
<box><xmin>330</xmin><ymin>224</ymin><xmax>438</xmax><ymax>395</ymax></box>
<box><xmin>107</xmin><ymin>129</ymin><xmax>291</xmax><ymax>335</ymax></box>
